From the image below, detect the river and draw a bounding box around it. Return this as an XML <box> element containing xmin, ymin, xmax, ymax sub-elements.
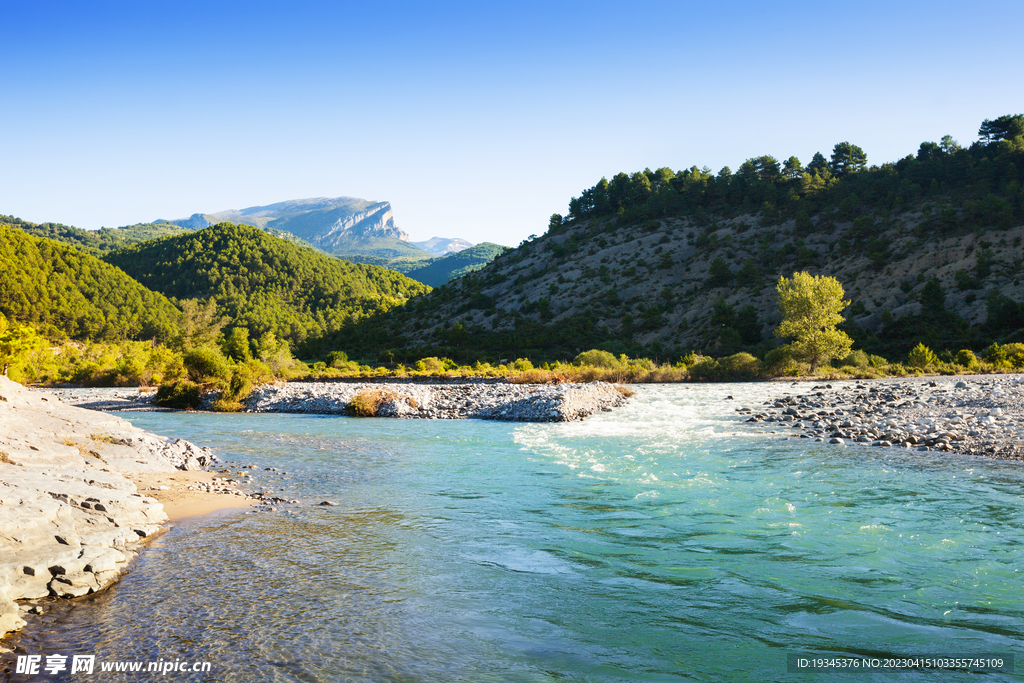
<box><xmin>10</xmin><ymin>383</ymin><xmax>1024</xmax><ymax>681</ymax></box>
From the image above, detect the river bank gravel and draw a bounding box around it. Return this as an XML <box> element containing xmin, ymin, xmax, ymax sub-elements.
<box><xmin>245</xmin><ymin>380</ymin><xmax>630</xmax><ymax>421</ymax></box>
<box><xmin>739</xmin><ymin>373</ymin><xmax>1024</xmax><ymax>461</ymax></box>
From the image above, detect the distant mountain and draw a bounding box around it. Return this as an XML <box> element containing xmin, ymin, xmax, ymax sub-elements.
<box><xmin>0</xmin><ymin>223</ymin><xmax>181</xmax><ymax>341</ymax></box>
<box><xmin>160</xmin><ymin>196</ymin><xmax>509</xmax><ymax>284</ymax></box>
<box><xmin>163</xmin><ymin>197</ymin><xmax>433</xmax><ymax>261</ymax></box>
<box><xmin>106</xmin><ymin>223</ymin><xmax>430</xmax><ymax>350</ymax></box>
<box><xmin>412</xmin><ymin>237</ymin><xmax>474</xmax><ymax>256</ymax></box>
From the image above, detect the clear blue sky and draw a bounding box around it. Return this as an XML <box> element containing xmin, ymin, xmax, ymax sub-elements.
<box><xmin>2</xmin><ymin>1</ymin><xmax>1022</xmax><ymax>246</ymax></box>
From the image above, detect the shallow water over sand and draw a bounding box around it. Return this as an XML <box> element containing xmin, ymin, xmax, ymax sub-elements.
<box><xmin>11</xmin><ymin>383</ymin><xmax>1024</xmax><ymax>681</ymax></box>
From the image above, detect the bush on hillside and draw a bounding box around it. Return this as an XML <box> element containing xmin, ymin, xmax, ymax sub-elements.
<box><xmin>717</xmin><ymin>352</ymin><xmax>762</xmax><ymax>380</ymax></box>
<box><xmin>414</xmin><ymin>357</ymin><xmax>447</xmax><ymax>373</ymax></box>
<box><xmin>868</xmin><ymin>354</ymin><xmax>889</xmax><ymax>369</ymax></box>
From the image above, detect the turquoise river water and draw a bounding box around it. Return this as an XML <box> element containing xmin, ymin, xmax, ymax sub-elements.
<box><xmin>9</xmin><ymin>383</ymin><xmax>1024</xmax><ymax>681</ymax></box>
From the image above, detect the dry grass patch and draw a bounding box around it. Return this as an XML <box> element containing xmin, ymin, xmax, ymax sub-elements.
<box><xmin>346</xmin><ymin>388</ymin><xmax>401</xmax><ymax>417</ymax></box>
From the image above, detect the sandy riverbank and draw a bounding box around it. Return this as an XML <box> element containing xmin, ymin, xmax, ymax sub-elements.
<box><xmin>127</xmin><ymin>471</ymin><xmax>254</xmax><ymax>521</ymax></box>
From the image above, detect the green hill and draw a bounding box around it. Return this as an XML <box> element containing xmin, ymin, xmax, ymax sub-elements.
<box><xmin>339</xmin><ymin>242</ymin><xmax>508</xmax><ymax>286</ymax></box>
<box><xmin>0</xmin><ymin>224</ymin><xmax>182</xmax><ymax>341</ymax></box>
<box><xmin>404</xmin><ymin>242</ymin><xmax>509</xmax><ymax>286</ymax></box>
<box><xmin>9</xmin><ymin>214</ymin><xmax>320</xmax><ymax>256</ymax></box>
<box><xmin>328</xmin><ymin>115</ymin><xmax>1024</xmax><ymax>364</ymax></box>
<box><xmin>3</xmin><ymin>216</ymin><xmax>194</xmax><ymax>257</ymax></box>
<box><xmin>105</xmin><ymin>223</ymin><xmax>430</xmax><ymax>350</ymax></box>
<box><xmin>336</xmin><ymin>253</ymin><xmax>430</xmax><ymax>272</ymax></box>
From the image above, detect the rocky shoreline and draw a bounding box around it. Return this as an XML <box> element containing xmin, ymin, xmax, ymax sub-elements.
<box><xmin>740</xmin><ymin>374</ymin><xmax>1024</xmax><ymax>461</ymax></box>
<box><xmin>0</xmin><ymin>376</ymin><xmax>231</xmax><ymax>638</ymax></box>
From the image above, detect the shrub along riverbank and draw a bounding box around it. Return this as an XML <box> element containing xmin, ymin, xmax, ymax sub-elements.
<box><xmin>5</xmin><ymin>315</ymin><xmax>1024</xmax><ymax>411</ymax></box>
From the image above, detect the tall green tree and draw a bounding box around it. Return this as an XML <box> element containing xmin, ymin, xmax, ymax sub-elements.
<box><xmin>774</xmin><ymin>272</ymin><xmax>853</xmax><ymax>371</ymax></box>
<box><xmin>917</xmin><ymin>141</ymin><xmax>942</xmax><ymax>161</ymax></box>
<box><xmin>829</xmin><ymin>142</ymin><xmax>867</xmax><ymax>177</ymax></box>
<box><xmin>221</xmin><ymin>326</ymin><xmax>253</xmax><ymax>361</ymax></box>
<box><xmin>782</xmin><ymin>156</ymin><xmax>804</xmax><ymax>179</ymax></box>
<box><xmin>806</xmin><ymin>152</ymin><xmax>829</xmax><ymax>176</ymax></box>
<box><xmin>978</xmin><ymin>114</ymin><xmax>1024</xmax><ymax>143</ymax></box>
<box><xmin>739</xmin><ymin>155</ymin><xmax>782</xmax><ymax>182</ymax></box>
<box><xmin>939</xmin><ymin>135</ymin><xmax>962</xmax><ymax>154</ymax></box>
<box><xmin>548</xmin><ymin>214</ymin><xmax>563</xmax><ymax>233</ymax></box>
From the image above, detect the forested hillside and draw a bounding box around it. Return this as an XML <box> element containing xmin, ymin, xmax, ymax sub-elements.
<box><xmin>329</xmin><ymin>115</ymin><xmax>1024</xmax><ymax>364</ymax></box>
<box><xmin>105</xmin><ymin>223</ymin><xmax>430</xmax><ymax>351</ymax></box>
<box><xmin>0</xmin><ymin>225</ymin><xmax>182</xmax><ymax>341</ymax></box>
<box><xmin>3</xmin><ymin>216</ymin><xmax>194</xmax><ymax>256</ymax></box>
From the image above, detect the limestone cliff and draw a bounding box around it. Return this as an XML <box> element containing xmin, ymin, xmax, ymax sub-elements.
<box><xmin>166</xmin><ymin>196</ymin><xmax>432</xmax><ymax>260</ymax></box>
<box><xmin>302</xmin><ymin>201</ymin><xmax>408</xmax><ymax>245</ymax></box>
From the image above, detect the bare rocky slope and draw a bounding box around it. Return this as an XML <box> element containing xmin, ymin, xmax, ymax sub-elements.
<box><xmin>354</xmin><ymin>205</ymin><xmax>1023</xmax><ymax>360</ymax></box>
<box><xmin>0</xmin><ymin>376</ymin><xmax>214</xmax><ymax>636</ymax></box>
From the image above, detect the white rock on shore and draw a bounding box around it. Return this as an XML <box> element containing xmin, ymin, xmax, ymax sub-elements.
<box><xmin>0</xmin><ymin>376</ymin><xmax>216</xmax><ymax>636</ymax></box>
